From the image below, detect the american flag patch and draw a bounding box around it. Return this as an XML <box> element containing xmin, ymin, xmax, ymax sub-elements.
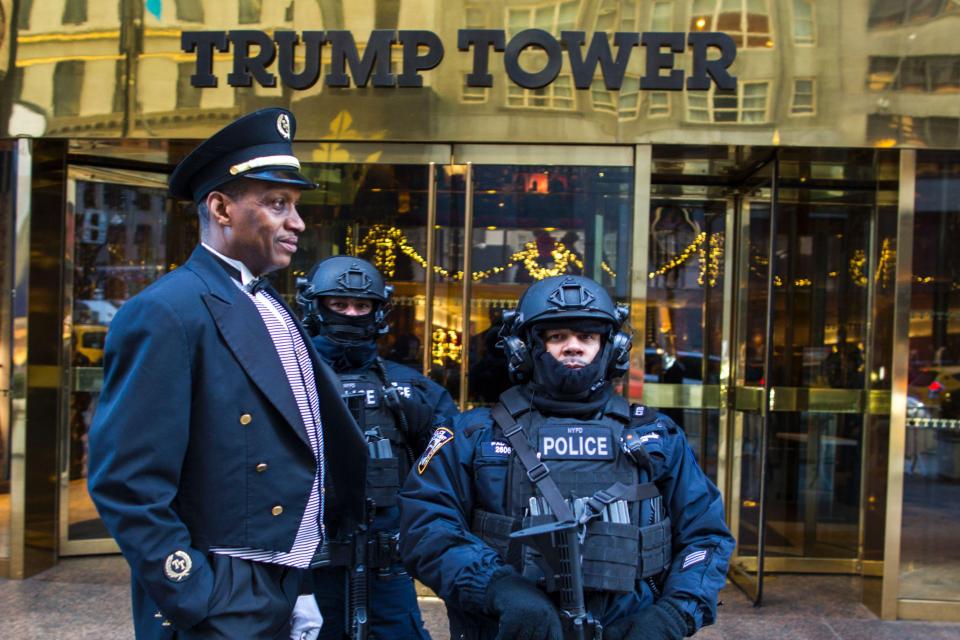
<box><xmin>682</xmin><ymin>549</ymin><xmax>709</xmax><ymax>570</ymax></box>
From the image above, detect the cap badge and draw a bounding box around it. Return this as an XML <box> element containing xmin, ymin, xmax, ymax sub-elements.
<box><xmin>276</xmin><ymin>113</ymin><xmax>292</xmax><ymax>140</ymax></box>
<box><xmin>163</xmin><ymin>550</ymin><xmax>193</xmax><ymax>582</ymax></box>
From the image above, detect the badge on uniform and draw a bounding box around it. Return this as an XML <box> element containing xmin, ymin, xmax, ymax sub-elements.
<box><xmin>681</xmin><ymin>548</ymin><xmax>710</xmax><ymax>571</ymax></box>
<box><xmin>163</xmin><ymin>550</ymin><xmax>193</xmax><ymax>582</ymax></box>
<box><xmin>480</xmin><ymin>440</ymin><xmax>512</xmax><ymax>458</ymax></box>
<box><xmin>417</xmin><ymin>427</ymin><xmax>454</xmax><ymax>474</ymax></box>
<box><xmin>539</xmin><ymin>425</ymin><xmax>614</xmax><ymax>460</ymax></box>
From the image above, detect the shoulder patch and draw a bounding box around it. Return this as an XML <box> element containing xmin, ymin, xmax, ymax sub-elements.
<box><xmin>681</xmin><ymin>548</ymin><xmax>710</xmax><ymax>571</ymax></box>
<box><xmin>417</xmin><ymin>427</ymin><xmax>454</xmax><ymax>474</ymax></box>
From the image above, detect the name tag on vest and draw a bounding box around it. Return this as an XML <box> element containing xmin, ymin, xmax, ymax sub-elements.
<box><xmin>480</xmin><ymin>440</ymin><xmax>513</xmax><ymax>458</ymax></box>
<box><xmin>538</xmin><ymin>425</ymin><xmax>614</xmax><ymax>460</ymax></box>
<box><xmin>341</xmin><ymin>380</ymin><xmax>379</xmax><ymax>407</ymax></box>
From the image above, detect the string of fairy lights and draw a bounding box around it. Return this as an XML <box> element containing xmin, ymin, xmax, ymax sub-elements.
<box><xmin>344</xmin><ymin>225</ymin><xmax>951</xmax><ymax>291</ymax></box>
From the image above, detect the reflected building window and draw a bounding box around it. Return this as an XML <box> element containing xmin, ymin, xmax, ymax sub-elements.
<box><xmin>62</xmin><ymin>0</ymin><xmax>87</xmax><ymax>24</ymax></box>
<box><xmin>17</xmin><ymin>0</ymin><xmax>33</xmax><ymax>30</ymax></box>
<box><xmin>594</xmin><ymin>0</ymin><xmax>639</xmax><ymax>33</ymax></box>
<box><xmin>506</xmin><ymin>0</ymin><xmax>579</xmax><ymax>38</ymax></box>
<box><xmin>239</xmin><ymin>0</ymin><xmax>263</xmax><ymax>24</ymax></box>
<box><xmin>690</xmin><ymin>0</ymin><xmax>773</xmax><ymax>49</ymax></box>
<box><xmin>112</xmin><ymin>60</ymin><xmax>126</xmax><ymax>114</ymax></box>
<box><xmin>792</xmin><ymin>0</ymin><xmax>816</xmax><ymax>45</ymax></box>
<box><xmin>868</xmin><ymin>56</ymin><xmax>960</xmax><ymax>93</ymax></box>
<box><xmin>176</xmin><ymin>0</ymin><xmax>204</xmax><ymax>23</ymax></box>
<box><xmin>507</xmin><ymin>74</ymin><xmax>575</xmax><ymax>110</ymax></box>
<box><xmin>177</xmin><ymin>62</ymin><xmax>202</xmax><ymax>109</ymax></box>
<box><xmin>648</xmin><ymin>91</ymin><xmax>671</xmax><ymax>117</ymax></box>
<box><xmin>590</xmin><ymin>78</ymin><xmax>641</xmax><ymax>119</ymax></box>
<box><xmin>53</xmin><ymin>61</ymin><xmax>85</xmax><ymax>117</ymax></box>
<box><xmin>651</xmin><ymin>0</ymin><xmax>675</xmax><ymax>30</ymax></box>
<box><xmin>868</xmin><ymin>0</ymin><xmax>960</xmax><ymax>28</ymax></box>
<box><xmin>686</xmin><ymin>81</ymin><xmax>770</xmax><ymax>123</ymax></box>
<box><xmin>461</xmin><ymin>74</ymin><xmax>489</xmax><ymax>104</ymax></box>
<box><xmin>790</xmin><ymin>78</ymin><xmax>816</xmax><ymax>116</ymax></box>
<box><xmin>867</xmin><ymin>114</ymin><xmax>960</xmax><ymax>147</ymax></box>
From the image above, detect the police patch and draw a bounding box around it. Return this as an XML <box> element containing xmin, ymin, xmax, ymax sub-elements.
<box><xmin>539</xmin><ymin>425</ymin><xmax>614</xmax><ymax>460</ymax></box>
<box><xmin>480</xmin><ymin>440</ymin><xmax>513</xmax><ymax>457</ymax></box>
<box><xmin>417</xmin><ymin>427</ymin><xmax>454</xmax><ymax>474</ymax></box>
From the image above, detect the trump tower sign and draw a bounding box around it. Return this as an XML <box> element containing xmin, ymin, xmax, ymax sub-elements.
<box><xmin>182</xmin><ymin>28</ymin><xmax>737</xmax><ymax>92</ymax></box>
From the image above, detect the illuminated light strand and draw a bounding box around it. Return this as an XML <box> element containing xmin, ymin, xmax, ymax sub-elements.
<box><xmin>650</xmin><ymin>232</ymin><xmax>706</xmax><ymax>280</ymax></box>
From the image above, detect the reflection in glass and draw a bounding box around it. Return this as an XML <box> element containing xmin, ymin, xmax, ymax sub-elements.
<box><xmin>294</xmin><ymin>163</ymin><xmax>433</xmax><ymax>374</ymax></box>
<box><xmin>900</xmin><ymin>151</ymin><xmax>960</xmax><ymax>603</ymax></box>
<box><xmin>0</xmin><ymin>142</ymin><xmax>14</xmax><ymax>564</ymax></box>
<box><xmin>68</xmin><ymin>168</ymin><xmax>172</xmax><ymax>540</ymax></box>
<box><xmin>463</xmin><ymin>165</ymin><xmax>634</xmax><ymax>407</ymax></box>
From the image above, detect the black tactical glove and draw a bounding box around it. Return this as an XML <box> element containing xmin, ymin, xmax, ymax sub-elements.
<box><xmin>484</xmin><ymin>572</ymin><xmax>563</xmax><ymax>640</ymax></box>
<box><xmin>603</xmin><ymin>599</ymin><xmax>690</xmax><ymax>640</ymax></box>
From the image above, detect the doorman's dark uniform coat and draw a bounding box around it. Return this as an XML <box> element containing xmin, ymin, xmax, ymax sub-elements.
<box><xmin>88</xmin><ymin>246</ymin><xmax>367</xmax><ymax>639</ymax></box>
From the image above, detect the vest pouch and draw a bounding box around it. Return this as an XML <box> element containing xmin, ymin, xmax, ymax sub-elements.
<box><xmin>518</xmin><ymin>514</ymin><xmax>563</xmax><ymax>588</ymax></box>
<box><xmin>365</xmin><ymin>456</ymin><xmax>399</xmax><ymax>509</ymax></box>
<box><xmin>581</xmin><ymin>520</ymin><xmax>640</xmax><ymax>593</ymax></box>
<box><xmin>471</xmin><ymin>509</ymin><xmax>520</xmax><ymax>564</ymax></box>
<box><xmin>639</xmin><ymin>516</ymin><xmax>672</xmax><ymax>578</ymax></box>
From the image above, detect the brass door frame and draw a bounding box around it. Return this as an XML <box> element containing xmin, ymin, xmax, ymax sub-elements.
<box><xmin>447</xmin><ymin>144</ymin><xmax>637</xmax><ymax>409</ymax></box>
<box><xmin>726</xmin><ymin>154</ymin><xmax>779</xmax><ymax>604</ymax></box>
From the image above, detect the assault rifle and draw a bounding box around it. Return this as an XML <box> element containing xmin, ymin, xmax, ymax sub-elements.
<box><xmin>342</xmin><ymin>391</ymin><xmax>372</xmax><ymax>640</ymax></box>
<box><xmin>510</xmin><ymin>520</ymin><xmax>602</xmax><ymax>640</ymax></box>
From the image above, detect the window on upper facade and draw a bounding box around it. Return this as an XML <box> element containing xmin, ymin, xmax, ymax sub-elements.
<box><xmin>791</xmin><ymin>79</ymin><xmax>816</xmax><ymax>115</ymax></box>
<box><xmin>686</xmin><ymin>81</ymin><xmax>770</xmax><ymax>123</ymax></box>
<box><xmin>593</xmin><ymin>0</ymin><xmax>640</xmax><ymax>33</ymax></box>
<box><xmin>648</xmin><ymin>91</ymin><xmax>671</xmax><ymax>117</ymax></box>
<box><xmin>793</xmin><ymin>0</ymin><xmax>815</xmax><ymax>45</ymax></box>
<box><xmin>690</xmin><ymin>0</ymin><xmax>773</xmax><ymax>49</ymax></box>
<box><xmin>176</xmin><ymin>0</ymin><xmax>204</xmax><ymax>23</ymax></box>
<box><xmin>62</xmin><ymin>0</ymin><xmax>87</xmax><ymax>24</ymax></box>
<box><xmin>651</xmin><ymin>0</ymin><xmax>675</xmax><ymax>30</ymax></box>
<box><xmin>868</xmin><ymin>0</ymin><xmax>960</xmax><ymax>28</ymax></box>
<box><xmin>239</xmin><ymin>0</ymin><xmax>262</xmax><ymax>24</ymax></box>
<box><xmin>507</xmin><ymin>0</ymin><xmax>579</xmax><ymax>38</ymax></box>
<box><xmin>867</xmin><ymin>56</ymin><xmax>960</xmax><ymax>92</ymax></box>
<box><xmin>177</xmin><ymin>62</ymin><xmax>202</xmax><ymax>109</ymax></box>
<box><xmin>507</xmin><ymin>74</ymin><xmax>575</xmax><ymax>110</ymax></box>
<box><xmin>54</xmin><ymin>61</ymin><xmax>85</xmax><ymax>117</ymax></box>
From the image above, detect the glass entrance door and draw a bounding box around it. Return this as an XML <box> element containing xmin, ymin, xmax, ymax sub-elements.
<box><xmin>728</xmin><ymin>155</ymin><xmax>778</xmax><ymax>603</ymax></box>
<box><xmin>439</xmin><ymin>145</ymin><xmax>636</xmax><ymax>408</ymax></box>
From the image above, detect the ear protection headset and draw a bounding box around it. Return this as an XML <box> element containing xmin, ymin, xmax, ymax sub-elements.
<box><xmin>498</xmin><ymin>276</ymin><xmax>633</xmax><ymax>384</ymax></box>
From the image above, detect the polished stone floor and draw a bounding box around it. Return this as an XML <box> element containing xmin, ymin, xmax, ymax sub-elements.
<box><xmin>1</xmin><ymin>556</ymin><xmax>958</xmax><ymax>639</ymax></box>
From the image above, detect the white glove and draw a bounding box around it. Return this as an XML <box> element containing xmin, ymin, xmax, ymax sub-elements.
<box><xmin>290</xmin><ymin>594</ymin><xmax>323</xmax><ymax>640</ymax></box>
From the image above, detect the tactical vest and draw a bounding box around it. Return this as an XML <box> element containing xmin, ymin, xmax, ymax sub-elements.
<box><xmin>337</xmin><ymin>361</ymin><xmax>414</xmax><ymax>511</ymax></box>
<box><xmin>472</xmin><ymin>387</ymin><xmax>672</xmax><ymax>594</ymax></box>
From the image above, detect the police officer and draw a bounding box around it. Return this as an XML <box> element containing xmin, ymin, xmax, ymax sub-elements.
<box><xmin>398</xmin><ymin>275</ymin><xmax>734</xmax><ymax>640</ymax></box>
<box><xmin>297</xmin><ymin>256</ymin><xmax>458</xmax><ymax>639</ymax></box>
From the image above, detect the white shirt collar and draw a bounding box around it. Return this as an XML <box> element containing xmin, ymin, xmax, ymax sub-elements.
<box><xmin>201</xmin><ymin>242</ymin><xmax>257</xmax><ymax>286</ymax></box>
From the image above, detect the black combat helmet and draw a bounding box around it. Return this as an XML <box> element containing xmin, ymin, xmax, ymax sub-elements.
<box><xmin>296</xmin><ymin>256</ymin><xmax>393</xmax><ymax>341</ymax></box>
<box><xmin>500</xmin><ymin>275</ymin><xmax>631</xmax><ymax>385</ymax></box>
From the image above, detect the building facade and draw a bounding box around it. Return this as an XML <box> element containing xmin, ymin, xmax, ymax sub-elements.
<box><xmin>0</xmin><ymin>0</ymin><xmax>958</xmax><ymax>623</ymax></box>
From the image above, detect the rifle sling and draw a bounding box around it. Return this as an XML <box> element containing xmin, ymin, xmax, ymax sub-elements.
<box><xmin>491</xmin><ymin>403</ymin><xmax>574</xmax><ymax>522</ymax></box>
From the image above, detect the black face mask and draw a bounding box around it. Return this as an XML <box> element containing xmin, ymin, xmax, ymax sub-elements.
<box><xmin>314</xmin><ymin>305</ymin><xmax>380</xmax><ymax>344</ymax></box>
<box><xmin>529</xmin><ymin>325</ymin><xmax>610</xmax><ymax>402</ymax></box>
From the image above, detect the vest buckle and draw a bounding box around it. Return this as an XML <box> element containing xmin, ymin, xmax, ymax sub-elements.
<box><xmin>526</xmin><ymin>462</ymin><xmax>550</xmax><ymax>483</ymax></box>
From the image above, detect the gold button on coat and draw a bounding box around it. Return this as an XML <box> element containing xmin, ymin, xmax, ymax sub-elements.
<box><xmin>272</xmin><ymin>505</ymin><xmax>283</xmax><ymax>516</ymax></box>
<box><xmin>256</xmin><ymin>463</ymin><xmax>268</xmax><ymax>473</ymax></box>
<box><xmin>239</xmin><ymin>413</ymin><xmax>252</xmax><ymax>425</ymax></box>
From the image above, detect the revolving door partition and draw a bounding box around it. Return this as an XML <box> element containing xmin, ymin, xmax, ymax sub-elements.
<box><xmin>644</xmin><ymin>147</ymin><xmax>900</xmax><ymax>605</ymax></box>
